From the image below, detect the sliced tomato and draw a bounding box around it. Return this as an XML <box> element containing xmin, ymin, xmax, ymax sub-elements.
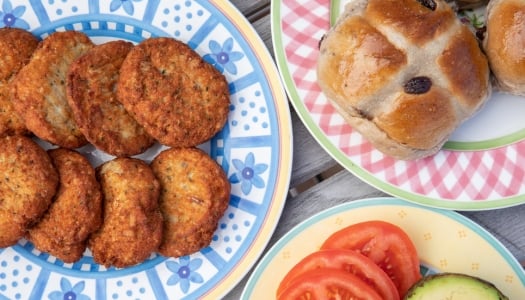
<box><xmin>321</xmin><ymin>220</ymin><xmax>421</xmax><ymax>298</ymax></box>
<box><xmin>277</xmin><ymin>249</ymin><xmax>399</xmax><ymax>300</ymax></box>
<box><xmin>277</xmin><ymin>268</ymin><xmax>383</xmax><ymax>300</ymax></box>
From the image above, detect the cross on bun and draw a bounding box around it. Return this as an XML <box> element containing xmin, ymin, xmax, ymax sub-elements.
<box><xmin>317</xmin><ymin>0</ymin><xmax>491</xmax><ymax>160</ymax></box>
<box><xmin>483</xmin><ymin>0</ymin><xmax>525</xmax><ymax>96</ymax></box>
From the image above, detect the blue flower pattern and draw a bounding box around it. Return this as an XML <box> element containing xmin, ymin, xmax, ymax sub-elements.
<box><xmin>230</xmin><ymin>152</ymin><xmax>267</xmax><ymax>195</ymax></box>
<box><xmin>48</xmin><ymin>278</ymin><xmax>90</xmax><ymax>300</ymax></box>
<box><xmin>0</xmin><ymin>1</ymin><xmax>276</xmax><ymax>298</ymax></box>
<box><xmin>110</xmin><ymin>0</ymin><xmax>142</xmax><ymax>16</ymax></box>
<box><xmin>0</xmin><ymin>0</ymin><xmax>29</xmax><ymax>29</ymax></box>
<box><xmin>204</xmin><ymin>37</ymin><xmax>244</xmax><ymax>75</ymax></box>
<box><xmin>166</xmin><ymin>256</ymin><xmax>204</xmax><ymax>294</ymax></box>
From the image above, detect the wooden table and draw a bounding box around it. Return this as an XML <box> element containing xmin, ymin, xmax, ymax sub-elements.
<box><xmin>227</xmin><ymin>0</ymin><xmax>525</xmax><ymax>298</ymax></box>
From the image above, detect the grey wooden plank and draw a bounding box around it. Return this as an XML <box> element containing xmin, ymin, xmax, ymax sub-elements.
<box><xmin>289</xmin><ymin>110</ymin><xmax>339</xmax><ymax>188</ymax></box>
<box><xmin>229</xmin><ymin>4</ymin><xmax>339</xmax><ymax>187</ymax></box>
<box><xmin>230</xmin><ymin>0</ymin><xmax>270</xmax><ymax>17</ymax></box>
<box><xmin>248</xmin><ymin>12</ymin><xmax>340</xmax><ymax>187</ymax></box>
<box><xmin>225</xmin><ymin>170</ymin><xmax>388</xmax><ymax>299</ymax></box>
<box><xmin>224</xmin><ymin>2</ymin><xmax>525</xmax><ymax>300</ymax></box>
<box><xmin>226</xmin><ymin>169</ymin><xmax>525</xmax><ymax>298</ymax></box>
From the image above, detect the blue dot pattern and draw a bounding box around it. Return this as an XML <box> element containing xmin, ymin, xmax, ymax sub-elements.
<box><xmin>0</xmin><ymin>0</ymin><xmax>283</xmax><ymax>299</ymax></box>
<box><xmin>43</xmin><ymin>0</ymin><xmax>87</xmax><ymax>20</ymax></box>
<box><xmin>153</xmin><ymin>1</ymin><xmax>209</xmax><ymax>39</ymax></box>
<box><xmin>229</xmin><ymin>85</ymin><xmax>272</xmax><ymax>138</ymax></box>
<box><xmin>106</xmin><ymin>275</ymin><xmax>154</xmax><ymax>299</ymax></box>
<box><xmin>0</xmin><ymin>248</ymin><xmax>41</xmax><ymax>300</ymax></box>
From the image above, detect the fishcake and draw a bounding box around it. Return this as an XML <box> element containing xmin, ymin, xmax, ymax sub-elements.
<box><xmin>88</xmin><ymin>157</ymin><xmax>163</xmax><ymax>268</ymax></box>
<box><xmin>150</xmin><ymin>147</ymin><xmax>230</xmax><ymax>258</ymax></box>
<box><xmin>0</xmin><ymin>28</ymin><xmax>39</xmax><ymax>137</ymax></box>
<box><xmin>117</xmin><ymin>37</ymin><xmax>230</xmax><ymax>148</ymax></box>
<box><xmin>67</xmin><ymin>40</ymin><xmax>154</xmax><ymax>156</ymax></box>
<box><xmin>0</xmin><ymin>210</ymin><xmax>25</xmax><ymax>248</ymax></box>
<box><xmin>27</xmin><ymin>148</ymin><xmax>102</xmax><ymax>263</ymax></box>
<box><xmin>11</xmin><ymin>30</ymin><xmax>94</xmax><ymax>149</ymax></box>
<box><xmin>0</xmin><ymin>135</ymin><xmax>58</xmax><ymax>247</ymax></box>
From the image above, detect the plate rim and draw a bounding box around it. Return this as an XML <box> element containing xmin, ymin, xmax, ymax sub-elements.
<box><xmin>204</xmin><ymin>2</ymin><xmax>293</xmax><ymax>298</ymax></box>
<box><xmin>0</xmin><ymin>1</ymin><xmax>293</xmax><ymax>299</ymax></box>
<box><xmin>270</xmin><ymin>0</ymin><xmax>525</xmax><ymax>210</ymax></box>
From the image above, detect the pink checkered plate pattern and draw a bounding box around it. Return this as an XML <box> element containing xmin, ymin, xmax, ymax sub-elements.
<box><xmin>271</xmin><ymin>0</ymin><xmax>525</xmax><ymax>210</ymax></box>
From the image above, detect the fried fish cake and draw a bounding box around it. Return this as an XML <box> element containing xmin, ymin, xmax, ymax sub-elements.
<box><xmin>26</xmin><ymin>148</ymin><xmax>102</xmax><ymax>263</ymax></box>
<box><xmin>11</xmin><ymin>30</ymin><xmax>94</xmax><ymax>148</ymax></box>
<box><xmin>67</xmin><ymin>40</ymin><xmax>154</xmax><ymax>156</ymax></box>
<box><xmin>0</xmin><ymin>28</ymin><xmax>39</xmax><ymax>137</ymax></box>
<box><xmin>0</xmin><ymin>210</ymin><xmax>25</xmax><ymax>248</ymax></box>
<box><xmin>88</xmin><ymin>157</ymin><xmax>163</xmax><ymax>268</ymax></box>
<box><xmin>0</xmin><ymin>135</ymin><xmax>58</xmax><ymax>247</ymax></box>
<box><xmin>150</xmin><ymin>147</ymin><xmax>230</xmax><ymax>258</ymax></box>
<box><xmin>117</xmin><ymin>37</ymin><xmax>230</xmax><ymax>148</ymax></box>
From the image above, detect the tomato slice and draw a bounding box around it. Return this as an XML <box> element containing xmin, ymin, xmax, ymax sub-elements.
<box><xmin>277</xmin><ymin>268</ymin><xmax>383</xmax><ymax>300</ymax></box>
<box><xmin>277</xmin><ymin>249</ymin><xmax>399</xmax><ymax>300</ymax></box>
<box><xmin>321</xmin><ymin>220</ymin><xmax>421</xmax><ymax>298</ymax></box>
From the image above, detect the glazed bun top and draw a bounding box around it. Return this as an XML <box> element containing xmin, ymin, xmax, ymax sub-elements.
<box><xmin>483</xmin><ymin>0</ymin><xmax>525</xmax><ymax>96</ymax></box>
<box><xmin>317</xmin><ymin>0</ymin><xmax>491</xmax><ymax>160</ymax></box>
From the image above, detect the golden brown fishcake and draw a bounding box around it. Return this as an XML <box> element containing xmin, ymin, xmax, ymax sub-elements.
<box><xmin>0</xmin><ymin>209</ymin><xmax>25</xmax><ymax>248</ymax></box>
<box><xmin>88</xmin><ymin>157</ymin><xmax>163</xmax><ymax>268</ymax></box>
<box><xmin>150</xmin><ymin>147</ymin><xmax>230</xmax><ymax>258</ymax></box>
<box><xmin>67</xmin><ymin>40</ymin><xmax>154</xmax><ymax>156</ymax></box>
<box><xmin>117</xmin><ymin>37</ymin><xmax>230</xmax><ymax>148</ymax></box>
<box><xmin>0</xmin><ymin>28</ymin><xmax>39</xmax><ymax>137</ymax></box>
<box><xmin>11</xmin><ymin>30</ymin><xmax>94</xmax><ymax>149</ymax></box>
<box><xmin>33</xmin><ymin>241</ymin><xmax>87</xmax><ymax>263</ymax></box>
<box><xmin>26</xmin><ymin>148</ymin><xmax>102</xmax><ymax>263</ymax></box>
<box><xmin>0</xmin><ymin>135</ymin><xmax>58</xmax><ymax>247</ymax></box>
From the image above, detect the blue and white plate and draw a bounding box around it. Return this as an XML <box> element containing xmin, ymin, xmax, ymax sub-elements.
<box><xmin>0</xmin><ymin>1</ymin><xmax>292</xmax><ymax>299</ymax></box>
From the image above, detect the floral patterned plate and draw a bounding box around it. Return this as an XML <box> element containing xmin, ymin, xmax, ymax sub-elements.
<box><xmin>241</xmin><ymin>197</ymin><xmax>525</xmax><ymax>299</ymax></box>
<box><xmin>0</xmin><ymin>1</ymin><xmax>292</xmax><ymax>299</ymax></box>
<box><xmin>272</xmin><ymin>0</ymin><xmax>525</xmax><ymax>210</ymax></box>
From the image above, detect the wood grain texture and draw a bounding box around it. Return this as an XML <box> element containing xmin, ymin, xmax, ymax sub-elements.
<box><xmin>225</xmin><ymin>1</ymin><xmax>525</xmax><ymax>299</ymax></box>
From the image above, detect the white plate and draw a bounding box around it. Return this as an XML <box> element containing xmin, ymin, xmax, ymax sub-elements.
<box><xmin>272</xmin><ymin>0</ymin><xmax>525</xmax><ymax>210</ymax></box>
<box><xmin>242</xmin><ymin>197</ymin><xmax>525</xmax><ymax>299</ymax></box>
<box><xmin>0</xmin><ymin>1</ymin><xmax>292</xmax><ymax>299</ymax></box>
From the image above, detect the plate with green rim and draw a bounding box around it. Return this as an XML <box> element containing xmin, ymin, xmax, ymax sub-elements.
<box><xmin>272</xmin><ymin>0</ymin><xmax>525</xmax><ymax>210</ymax></box>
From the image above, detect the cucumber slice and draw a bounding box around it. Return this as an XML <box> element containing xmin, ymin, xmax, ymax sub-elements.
<box><xmin>405</xmin><ymin>273</ymin><xmax>508</xmax><ymax>300</ymax></box>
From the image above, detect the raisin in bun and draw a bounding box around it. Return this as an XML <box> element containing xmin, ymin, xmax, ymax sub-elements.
<box><xmin>483</xmin><ymin>0</ymin><xmax>525</xmax><ymax>96</ymax></box>
<box><xmin>317</xmin><ymin>0</ymin><xmax>490</xmax><ymax>160</ymax></box>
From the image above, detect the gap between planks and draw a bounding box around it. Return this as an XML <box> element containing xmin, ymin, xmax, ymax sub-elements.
<box><xmin>244</xmin><ymin>1</ymin><xmax>271</xmax><ymax>23</ymax></box>
<box><xmin>288</xmin><ymin>164</ymin><xmax>345</xmax><ymax>198</ymax></box>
